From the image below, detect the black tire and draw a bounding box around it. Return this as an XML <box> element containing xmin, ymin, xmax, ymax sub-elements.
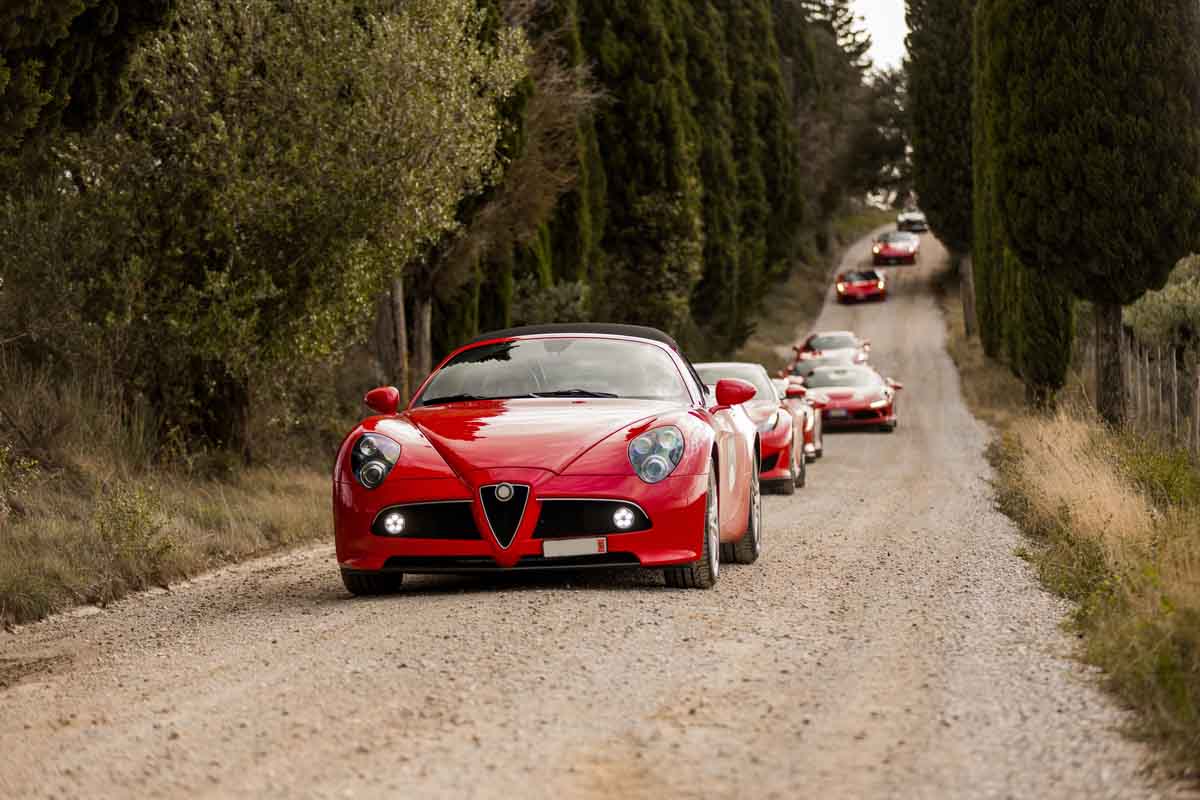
<box><xmin>664</xmin><ymin>469</ymin><xmax>720</xmax><ymax>589</ymax></box>
<box><xmin>793</xmin><ymin>441</ymin><xmax>807</xmax><ymax>489</ymax></box>
<box><xmin>880</xmin><ymin>421</ymin><xmax>897</xmax><ymax>433</ymax></box>
<box><xmin>341</xmin><ymin>570</ymin><xmax>404</xmax><ymax>596</ymax></box>
<box><xmin>721</xmin><ymin>466</ymin><xmax>762</xmax><ymax>565</ymax></box>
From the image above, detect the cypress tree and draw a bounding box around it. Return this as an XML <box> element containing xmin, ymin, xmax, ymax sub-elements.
<box><xmin>683</xmin><ymin>1</ymin><xmax>744</xmax><ymax>352</ymax></box>
<box><xmin>983</xmin><ymin>0</ymin><xmax>1200</xmax><ymax>424</ymax></box>
<box><xmin>905</xmin><ymin>0</ymin><xmax>974</xmax><ymax>255</ymax></box>
<box><xmin>577</xmin><ymin>0</ymin><xmax>704</xmax><ymax>336</ymax></box>
<box><xmin>971</xmin><ymin>0</ymin><xmax>1002</xmax><ymax>357</ymax></box>
<box><xmin>0</xmin><ymin>1</ymin><xmax>175</xmax><ymax>159</ymax></box>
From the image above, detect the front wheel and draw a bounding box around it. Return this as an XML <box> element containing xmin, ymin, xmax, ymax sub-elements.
<box><xmin>793</xmin><ymin>441</ymin><xmax>807</xmax><ymax>489</ymax></box>
<box><xmin>664</xmin><ymin>469</ymin><xmax>720</xmax><ymax>589</ymax></box>
<box><xmin>722</xmin><ymin>466</ymin><xmax>761</xmax><ymax>565</ymax></box>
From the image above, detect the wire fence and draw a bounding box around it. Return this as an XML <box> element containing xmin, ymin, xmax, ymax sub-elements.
<box><xmin>1078</xmin><ymin>330</ymin><xmax>1200</xmax><ymax>456</ymax></box>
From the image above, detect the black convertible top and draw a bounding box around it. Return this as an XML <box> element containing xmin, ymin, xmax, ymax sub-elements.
<box><xmin>468</xmin><ymin>323</ymin><xmax>682</xmax><ymax>352</ymax></box>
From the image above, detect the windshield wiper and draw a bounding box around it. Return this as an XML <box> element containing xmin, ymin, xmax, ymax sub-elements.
<box><xmin>532</xmin><ymin>389</ymin><xmax>619</xmax><ymax>398</ymax></box>
<box><xmin>420</xmin><ymin>393</ymin><xmax>536</xmax><ymax>406</ymax></box>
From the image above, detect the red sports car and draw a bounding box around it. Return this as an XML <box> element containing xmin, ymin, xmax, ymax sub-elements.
<box><xmin>802</xmin><ymin>364</ymin><xmax>903</xmax><ymax>432</ymax></box>
<box><xmin>696</xmin><ymin>362</ymin><xmax>805</xmax><ymax>493</ymax></box>
<box><xmin>334</xmin><ymin>324</ymin><xmax>763</xmax><ymax>594</ymax></box>
<box><xmin>836</xmin><ymin>269</ymin><xmax>887</xmax><ymax>303</ymax></box>
<box><xmin>872</xmin><ymin>231</ymin><xmax>920</xmax><ymax>266</ymax></box>
<box><xmin>790</xmin><ymin>330</ymin><xmax>871</xmax><ymax>371</ymax></box>
<box><xmin>774</xmin><ymin>376</ymin><xmax>825</xmax><ymax>461</ymax></box>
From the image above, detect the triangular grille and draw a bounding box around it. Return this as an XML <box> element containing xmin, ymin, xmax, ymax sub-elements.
<box><xmin>479</xmin><ymin>484</ymin><xmax>529</xmax><ymax>549</ymax></box>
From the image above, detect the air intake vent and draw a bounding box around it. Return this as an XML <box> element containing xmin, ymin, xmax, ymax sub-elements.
<box><xmin>479</xmin><ymin>483</ymin><xmax>529</xmax><ymax>549</ymax></box>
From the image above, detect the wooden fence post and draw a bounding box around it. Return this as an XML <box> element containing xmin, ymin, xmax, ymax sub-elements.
<box><xmin>1170</xmin><ymin>347</ymin><xmax>1180</xmax><ymax>442</ymax></box>
<box><xmin>1130</xmin><ymin>337</ymin><xmax>1140</xmax><ymax>425</ymax></box>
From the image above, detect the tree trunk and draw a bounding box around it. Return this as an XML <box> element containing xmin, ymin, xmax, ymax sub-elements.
<box><xmin>412</xmin><ymin>293</ymin><xmax>433</xmax><ymax>388</ymax></box>
<box><xmin>959</xmin><ymin>254</ymin><xmax>978</xmax><ymax>338</ymax></box>
<box><xmin>390</xmin><ymin>275</ymin><xmax>409</xmax><ymax>400</ymax></box>
<box><xmin>1094</xmin><ymin>301</ymin><xmax>1126</xmax><ymax>426</ymax></box>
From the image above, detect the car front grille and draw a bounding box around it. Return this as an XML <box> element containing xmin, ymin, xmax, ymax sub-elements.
<box><xmin>534</xmin><ymin>499</ymin><xmax>651</xmax><ymax>539</ymax></box>
<box><xmin>371</xmin><ymin>501</ymin><xmax>482</xmax><ymax>540</ymax></box>
<box><xmin>479</xmin><ymin>484</ymin><xmax>530</xmax><ymax>548</ymax></box>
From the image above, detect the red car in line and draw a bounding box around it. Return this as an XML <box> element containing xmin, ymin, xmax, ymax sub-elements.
<box><xmin>801</xmin><ymin>364</ymin><xmax>903</xmax><ymax>432</ymax></box>
<box><xmin>872</xmin><ymin>231</ymin><xmax>920</xmax><ymax>266</ymax></box>
<box><xmin>334</xmin><ymin>324</ymin><xmax>763</xmax><ymax>594</ymax></box>
<box><xmin>836</xmin><ymin>268</ymin><xmax>888</xmax><ymax>303</ymax></box>
<box><xmin>696</xmin><ymin>362</ymin><xmax>805</xmax><ymax>494</ymax></box>
<box><xmin>773</xmin><ymin>376</ymin><xmax>825</xmax><ymax>462</ymax></box>
<box><xmin>789</xmin><ymin>330</ymin><xmax>871</xmax><ymax>372</ymax></box>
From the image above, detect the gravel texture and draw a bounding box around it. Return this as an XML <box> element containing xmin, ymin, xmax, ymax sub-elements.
<box><xmin>0</xmin><ymin>233</ymin><xmax>1182</xmax><ymax>799</ymax></box>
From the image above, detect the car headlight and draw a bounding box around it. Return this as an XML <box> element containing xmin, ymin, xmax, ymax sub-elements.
<box><xmin>872</xmin><ymin>244</ymin><xmax>881</xmax><ymax>254</ymax></box>
<box><xmin>628</xmin><ymin>426</ymin><xmax>685</xmax><ymax>484</ymax></box>
<box><xmin>757</xmin><ymin>410</ymin><xmax>781</xmax><ymax>433</ymax></box>
<box><xmin>877</xmin><ymin>280</ymin><xmax>885</xmax><ymax>289</ymax></box>
<box><xmin>870</xmin><ymin>397</ymin><xmax>890</xmax><ymax>409</ymax></box>
<box><xmin>836</xmin><ymin>282</ymin><xmax>847</xmax><ymax>293</ymax></box>
<box><xmin>351</xmin><ymin>433</ymin><xmax>401</xmax><ymax>489</ymax></box>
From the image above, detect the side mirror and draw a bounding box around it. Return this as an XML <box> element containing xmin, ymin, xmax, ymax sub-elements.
<box><xmin>887</xmin><ymin>379</ymin><xmax>904</xmax><ymax>391</ymax></box>
<box><xmin>714</xmin><ymin>378</ymin><xmax>756</xmax><ymax>409</ymax></box>
<box><xmin>785</xmin><ymin>385</ymin><xmax>807</xmax><ymax>399</ymax></box>
<box><xmin>364</xmin><ymin>386</ymin><xmax>401</xmax><ymax>415</ymax></box>
<box><xmin>862</xmin><ymin>340</ymin><xmax>871</xmax><ymax>350</ymax></box>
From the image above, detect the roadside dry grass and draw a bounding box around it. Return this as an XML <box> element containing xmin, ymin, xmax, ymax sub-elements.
<box><xmin>0</xmin><ymin>363</ymin><xmax>331</xmax><ymax>626</ymax></box>
<box><xmin>937</xmin><ymin>261</ymin><xmax>1200</xmax><ymax>775</ymax></box>
<box><xmin>735</xmin><ymin>206</ymin><xmax>894</xmax><ymax>368</ymax></box>
<box><xmin>934</xmin><ymin>264</ymin><xmax>1025</xmax><ymax>428</ymax></box>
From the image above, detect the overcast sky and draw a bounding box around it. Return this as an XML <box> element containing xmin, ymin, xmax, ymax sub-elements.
<box><xmin>852</xmin><ymin>0</ymin><xmax>908</xmax><ymax>70</ymax></box>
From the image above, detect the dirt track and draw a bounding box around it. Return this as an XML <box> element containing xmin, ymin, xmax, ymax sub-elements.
<box><xmin>0</xmin><ymin>232</ymin><xmax>1179</xmax><ymax>799</ymax></box>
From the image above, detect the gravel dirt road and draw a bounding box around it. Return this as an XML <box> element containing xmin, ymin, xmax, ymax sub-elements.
<box><xmin>0</xmin><ymin>232</ymin><xmax>1181</xmax><ymax>799</ymax></box>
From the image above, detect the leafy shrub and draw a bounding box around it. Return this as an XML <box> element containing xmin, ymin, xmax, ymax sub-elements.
<box><xmin>0</xmin><ymin>444</ymin><xmax>39</xmax><ymax>519</ymax></box>
<box><xmin>1113</xmin><ymin>432</ymin><xmax>1200</xmax><ymax>509</ymax></box>
<box><xmin>90</xmin><ymin>485</ymin><xmax>174</xmax><ymax>599</ymax></box>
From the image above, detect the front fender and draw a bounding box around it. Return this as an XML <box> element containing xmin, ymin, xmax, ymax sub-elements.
<box><xmin>561</xmin><ymin>410</ymin><xmax>716</xmax><ymax>477</ymax></box>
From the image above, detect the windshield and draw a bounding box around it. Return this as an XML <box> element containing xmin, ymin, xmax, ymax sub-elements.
<box><xmin>808</xmin><ymin>333</ymin><xmax>858</xmax><ymax>351</ymax></box>
<box><xmin>416</xmin><ymin>337</ymin><xmax>690</xmax><ymax>406</ymax></box>
<box><xmin>805</xmin><ymin>366</ymin><xmax>883</xmax><ymax>389</ymax></box>
<box><xmin>791</xmin><ymin>354</ymin><xmax>854</xmax><ymax>375</ymax></box>
<box><xmin>843</xmin><ymin>270</ymin><xmax>880</xmax><ymax>282</ymax></box>
<box><xmin>695</xmin><ymin>364</ymin><xmax>774</xmax><ymax>406</ymax></box>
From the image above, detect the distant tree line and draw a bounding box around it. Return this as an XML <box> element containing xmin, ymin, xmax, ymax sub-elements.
<box><xmin>906</xmin><ymin>0</ymin><xmax>1200</xmax><ymax>417</ymax></box>
<box><xmin>0</xmin><ymin>0</ymin><xmax>905</xmax><ymax>458</ymax></box>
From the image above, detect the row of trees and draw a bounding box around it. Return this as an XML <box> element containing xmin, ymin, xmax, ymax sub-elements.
<box><xmin>906</xmin><ymin>0</ymin><xmax>1200</xmax><ymax>421</ymax></box>
<box><xmin>1</xmin><ymin>0</ymin><xmax>905</xmax><ymax>458</ymax></box>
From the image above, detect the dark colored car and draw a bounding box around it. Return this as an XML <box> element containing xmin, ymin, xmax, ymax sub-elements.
<box><xmin>897</xmin><ymin>209</ymin><xmax>929</xmax><ymax>232</ymax></box>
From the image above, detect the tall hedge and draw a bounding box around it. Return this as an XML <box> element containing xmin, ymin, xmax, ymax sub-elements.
<box><xmin>982</xmin><ymin>0</ymin><xmax>1200</xmax><ymax>423</ymax></box>
<box><xmin>971</xmin><ymin>0</ymin><xmax>1073</xmax><ymax>402</ymax></box>
<box><xmin>905</xmin><ymin>0</ymin><xmax>974</xmax><ymax>255</ymax></box>
<box><xmin>0</xmin><ymin>1</ymin><xmax>175</xmax><ymax>160</ymax></box>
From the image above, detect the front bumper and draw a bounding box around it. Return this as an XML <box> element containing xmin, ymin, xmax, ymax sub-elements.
<box><xmin>334</xmin><ymin>471</ymin><xmax>710</xmax><ymax>572</ymax></box>
<box><xmin>838</xmin><ymin>287</ymin><xmax>887</xmax><ymax>302</ymax></box>
<box><xmin>822</xmin><ymin>405</ymin><xmax>896</xmax><ymax>428</ymax></box>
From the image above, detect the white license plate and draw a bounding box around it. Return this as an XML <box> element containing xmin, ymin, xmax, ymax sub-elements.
<box><xmin>828</xmin><ymin>409</ymin><xmax>849</xmax><ymax>418</ymax></box>
<box><xmin>543</xmin><ymin>537</ymin><xmax>608</xmax><ymax>558</ymax></box>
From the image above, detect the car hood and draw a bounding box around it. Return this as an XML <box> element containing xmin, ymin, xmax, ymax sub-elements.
<box><xmin>403</xmin><ymin>398</ymin><xmax>675</xmax><ymax>477</ymax></box>
<box><xmin>808</xmin><ymin>388</ymin><xmax>884</xmax><ymax>404</ymax></box>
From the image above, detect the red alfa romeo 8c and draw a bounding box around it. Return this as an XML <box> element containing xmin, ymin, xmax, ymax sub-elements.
<box><xmin>334</xmin><ymin>324</ymin><xmax>763</xmax><ymax>594</ymax></box>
